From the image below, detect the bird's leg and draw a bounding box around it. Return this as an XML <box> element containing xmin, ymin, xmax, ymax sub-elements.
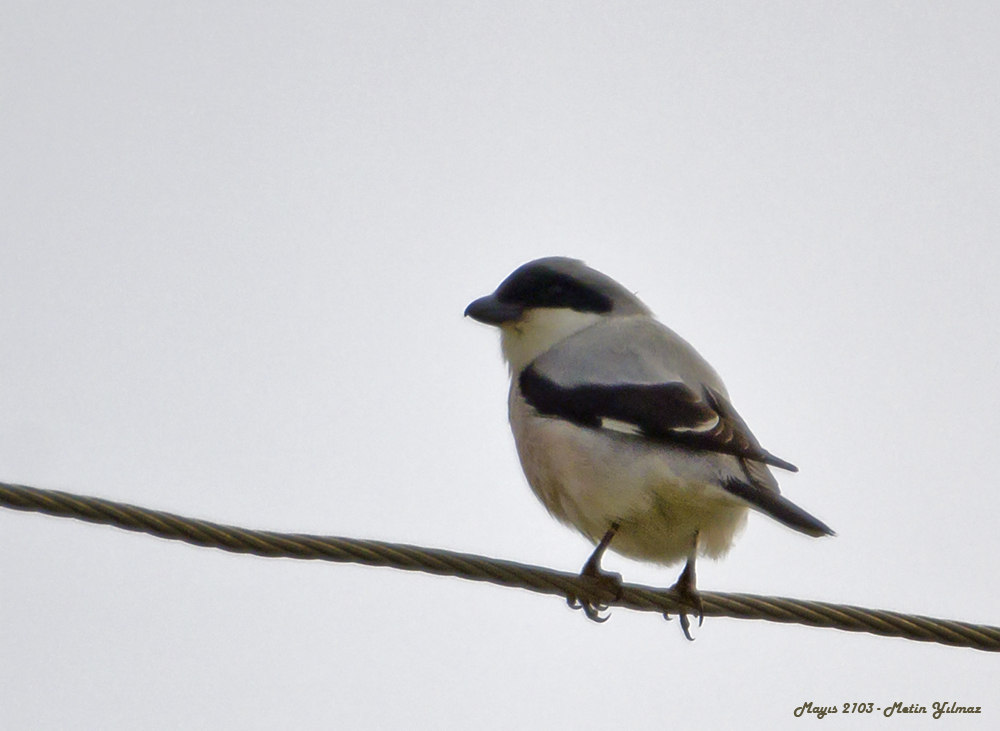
<box><xmin>567</xmin><ymin>522</ymin><xmax>623</xmax><ymax>623</ymax></box>
<box><xmin>582</xmin><ymin>523</ymin><xmax>618</xmax><ymax>578</ymax></box>
<box><xmin>669</xmin><ymin>531</ymin><xmax>705</xmax><ymax>641</ymax></box>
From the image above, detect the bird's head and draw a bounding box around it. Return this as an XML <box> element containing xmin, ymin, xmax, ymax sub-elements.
<box><xmin>465</xmin><ymin>257</ymin><xmax>650</xmax><ymax>372</ymax></box>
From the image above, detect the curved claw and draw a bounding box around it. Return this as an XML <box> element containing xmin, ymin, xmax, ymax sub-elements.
<box><xmin>678</xmin><ymin>612</ymin><xmax>696</xmax><ymax>641</ymax></box>
<box><xmin>664</xmin><ymin>606</ymin><xmax>704</xmax><ymax>641</ymax></box>
<box><xmin>566</xmin><ymin>593</ymin><xmax>612</xmax><ymax>623</ymax></box>
<box><xmin>587</xmin><ymin>608</ymin><xmax>611</xmax><ymax>624</ymax></box>
<box><xmin>667</xmin><ymin>554</ymin><xmax>704</xmax><ymax>640</ymax></box>
<box><xmin>566</xmin><ymin>569</ymin><xmax>622</xmax><ymax>624</ymax></box>
<box><xmin>568</xmin><ymin>523</ymin><xmax>623</xmax><ymax>624</ymax></box>
<box><xmin>661</xmin><ymin>609</ymin><xmax>703</xmax><ymax>641</ymax></box>
<box><xmin>672</xmin><ymin>597</ymin><xmax>704</xmax><ymax>641</ymax></box>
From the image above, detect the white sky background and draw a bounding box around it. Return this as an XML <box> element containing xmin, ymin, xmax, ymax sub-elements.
<box><xmin>2</xmin><ymin>2</ymin><xmax>998</xmax><ymax>728</ymax></box>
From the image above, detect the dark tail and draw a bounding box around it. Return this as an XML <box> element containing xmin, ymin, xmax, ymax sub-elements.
<box><xmin>722</xmin><ymin>478</ymin><xmax>835</xmax><ymax>537</ymax></box>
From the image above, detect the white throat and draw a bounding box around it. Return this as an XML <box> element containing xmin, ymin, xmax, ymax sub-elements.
<box><xmin>500</xmin><ymin>308</ymin><xmax>603</xmax><ymax>372</ymax></box>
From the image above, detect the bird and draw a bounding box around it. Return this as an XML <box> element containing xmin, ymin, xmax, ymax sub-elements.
<box><xmin>465</xmin><ymin>257</ymin><xmax>833</xmax><ymax>635</ymax></box>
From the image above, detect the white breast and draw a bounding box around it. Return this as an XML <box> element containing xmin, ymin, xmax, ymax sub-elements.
<box><xmin>507</xmin><ymin>380</ymin><xmax>748</xmax><ymax>565</ymax></box>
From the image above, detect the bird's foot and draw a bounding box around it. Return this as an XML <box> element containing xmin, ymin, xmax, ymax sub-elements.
<box><xmin>665</xmin><ymin>558</ymin><xmax>704</xmax><ymax>641</ymax></box>
<box><xmin>567</xmin><ymin>523</ymin><xmax>622</xmax><ymax>622</ymax></box>
<box><xmin>567</xmin><ymin>564</ymin><xmax>623</xmax><ymax>623</ymax></box>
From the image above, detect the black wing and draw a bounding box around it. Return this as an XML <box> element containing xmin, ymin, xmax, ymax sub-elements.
<box><xmin>519</xmin><ymin>365</ymin><xmax>798</xmax><ymax>472</ymax></box>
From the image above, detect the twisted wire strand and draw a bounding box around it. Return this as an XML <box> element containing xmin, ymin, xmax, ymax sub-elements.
<box><xmin>2</xmin><ymin>480</ymin><xmax>997</xmax><ymax>652</ymax></box>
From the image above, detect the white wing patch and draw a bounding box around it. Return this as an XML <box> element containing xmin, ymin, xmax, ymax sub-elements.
<box><xmin>669</xmin><ymin>412</ymin><xmax>720</xmax><ymax>434</ymax></box>
<box><xmin>599</xmin><ymin>418</ymin><xmax>644</xmax><ymax>436</ymax></box>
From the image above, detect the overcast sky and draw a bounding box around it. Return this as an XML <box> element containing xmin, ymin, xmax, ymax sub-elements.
<box><xmin>2</xmin><ymin>3</ymin><xmax>998</xmax><ymax>729</ymax></box>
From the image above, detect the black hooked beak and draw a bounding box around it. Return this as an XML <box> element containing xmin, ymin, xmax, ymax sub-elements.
<box><xmin>464</xmin><ymin>294</ymin><xmax>524</xmax><ymax>325</ymax></box>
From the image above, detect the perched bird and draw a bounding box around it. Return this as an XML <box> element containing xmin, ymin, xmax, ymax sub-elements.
<box><xmin>465</xmin><ymin>257</ymin><xmax>833</xmax><ymax>633</ymax></box>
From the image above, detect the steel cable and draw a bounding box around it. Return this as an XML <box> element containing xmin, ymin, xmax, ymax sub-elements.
<box><xmin>1</xmin><ymin>480</ymin><xmax>997</xmax><ymax>652</ymax></box>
